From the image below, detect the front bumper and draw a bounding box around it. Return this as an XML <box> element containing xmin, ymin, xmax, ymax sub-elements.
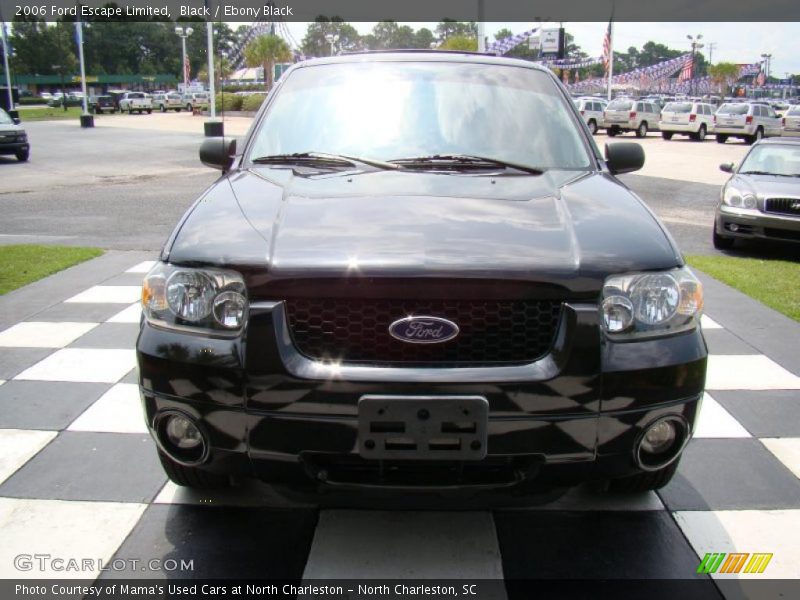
<box><xmin>716</xmin><ymin>206</ymin><xmax>800</xmax><ymax>244</ymax></box>
<box><xmin>137</xmin><ymin>301</ymin><xmax>707</xmax><ymax>492</ymax></box>
<box><xmin>659</xmin><ymin>122</ymin><xmax>701</xmax><ymax>133</ymax></box>
<box><xmin>714</xmin><ymin>125</ymin><xmax>754</xmax><ymax>137</ymax></box>
<box><xmin>0</xmin><ymin>140</ymin><xmax>28</xmax><ymax>155</ymax></box>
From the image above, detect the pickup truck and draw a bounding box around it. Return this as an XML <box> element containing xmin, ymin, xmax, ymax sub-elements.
<box><xmin>118</xmin><ymin>92</ymin><xmax>152</xmax><ymax>114</ymax></box>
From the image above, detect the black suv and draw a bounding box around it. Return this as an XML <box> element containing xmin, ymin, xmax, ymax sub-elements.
<box><xmin>137</xmin><ymin>52</ymin><xmax>707</xmax><ymax>501</ymax></box>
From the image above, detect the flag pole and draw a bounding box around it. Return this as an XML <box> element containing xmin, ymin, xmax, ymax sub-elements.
<box><xmin>1</xmin><ymin>16</ymin><xmax>13</xmax><ymax>110</ymax></box>
<box><xmin>607</xmin><ymin>20</ymin><xmax>613</xmax><ymax>102</ymax></box>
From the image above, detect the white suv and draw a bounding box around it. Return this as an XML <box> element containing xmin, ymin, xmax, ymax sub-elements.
<box><xmin>183</xmin><ymin>92</ymin><xmax>209</xmax><ymax>112</ymax></box>
<box><xmin>714</xmin><ymin>102</ymin><xmax>782</xmax><ymax>144</ymax></box>
<box><xmin>659</xmin><ymin>101</ymin><xmax>715</xmax><ymax>141</ymax></box>
<box><xmin>575</xmin><ymin>98</ymin><xmax>607</xmax><ymax>135</ymax></box>
<box><xmin>153</xmin><ymin>92</ymin><xmax>184</xmax><ymax>112</ymax></box>
<box><xmin>604</xmin><ymin>99</ymin><xmax>661</xmax><ymax>137</ymax></box>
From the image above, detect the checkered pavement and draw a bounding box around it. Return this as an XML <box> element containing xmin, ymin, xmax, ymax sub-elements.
<box><xmin>0</xmin><ymin>257</ymin><xmax>799</xmax><ymax>589</ymax></box>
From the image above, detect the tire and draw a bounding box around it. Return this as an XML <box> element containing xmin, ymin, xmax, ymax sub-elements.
<box><xmin>95</xmin><ymin>108</ymin><xmax>102</xmax><ymax>115</ymax></box>
<box><xmin>146</xmin><ymin>109</ymin><xmax>152</xmax><ymax>114</ymax></box>
<box><xmin>16</xmin><ymin>149</ymin><xmax>29</xmax><ymax>162</ymax></box>
<box><xmin>607</xmin><ymin>459</ymin><xmax>680</xmax><ymax>493</ymax></box>
<box><xmin>635</xmin><ymin>122</ymin><xmax>648</xmax><ymax>138</ymax></box>
<box><xmin>607</xmin><ymin>127</ymin><xmax>619</xmax><ymax>137</ymax></box>
<box><xmin>175</xmin><ymin>108</ymin><xmax>181</xmax><ymax>112</ymax></box>
<box><xmin>753</xmin><ymin>127</ymin><xmax>764</xmax><ymax>142</ymax></box>
<box><xmin>160</xmin><ymin>104</ymin><xmax>166</xmax><ymax>112</ymax></box>
<box><xmin>716</xmin><ymin>134</ymin><xmax>728</xmax><ymax>144</ymax></box>
<box><xmin>693</xmin><ymin>125</ymin><xmax>707</xmax><ymax>142</ymax></box>
<box><xmin>713</xmin><ymin>227</ymin><xmax>735</xmax><ymax>250</ymax></box>
<box><xmin>661</xmin><ymin>131</ymin><xmax>673</xmax><ymax>140</ymax></box>
<box><xmin>186</xmin><ymin>103</ymin><xmax>192</xmax><ymax>111</ymax></box>
<box><xmin>587</xmin><ymin>119</ymin><xmax>598</xmax><ymax>135</ymax></box>
<box><xmin>157</xmin><ymin>450</ymin><xmax>229</xmax><ymax>489</ymax></box>
<box><xmin>127</xmin><ymin>106</ymin><xmax>133</xmax><ymax>114</ymax></box>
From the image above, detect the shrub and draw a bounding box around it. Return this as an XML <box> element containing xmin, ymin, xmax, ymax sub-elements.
<box><xmin>241</xmin><ymin>93</ymin><xmax>267</xmax><ymax>112</ymax></box>
<box><xmin>18</xmin><ymin>97</ymin><xmax>49</xmax><ymax>105</ymax></box>
<box><xmin>214</xmin><ymin>93</ymin><xmax>243</xmax><ymax>112</ymax></box>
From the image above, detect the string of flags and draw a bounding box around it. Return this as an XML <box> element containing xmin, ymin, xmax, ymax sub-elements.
<box><xmin>486</xmin><ymin>27</ymin><xmax>539</xmax><ymax>55</ymax></box>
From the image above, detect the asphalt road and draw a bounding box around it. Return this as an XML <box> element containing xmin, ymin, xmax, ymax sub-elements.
<box><xmin>0</xmin><ymin>119</ymin><xmax>789</xmax><ymax>258</ymax></box>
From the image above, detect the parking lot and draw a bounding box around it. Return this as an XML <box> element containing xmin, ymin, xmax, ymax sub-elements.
<box><xmin>1</xmin><ymin>113</ymin><xmax>799</xmax><ymax>593</ymax></box>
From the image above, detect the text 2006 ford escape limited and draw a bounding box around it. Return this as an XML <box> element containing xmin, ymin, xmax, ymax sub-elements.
<box><xmin>137</xmin><ymin>52</ymin><xmax>707</xmax><ymax>501</ymax></box>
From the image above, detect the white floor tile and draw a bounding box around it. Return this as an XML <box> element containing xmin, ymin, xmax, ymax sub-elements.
<box><xmin>0</xmin><ymin>322</ymin><xmax>98</xmax><ymax>348</ymax></box>
<box><xmin>531</xmin><ymin>486</ymin><xmax>664</xmax><ymax>511</ymax></box>
<box><xmin>126</xmin><ymin>260</ymin><xmax>156</xmax><ymax>273</ymax></box>
<box><xmin>0</xmin><ymin>429</ymin><xmax>57</xmax><ymax>485</ymax></box>
<box><xmin>693</xmin><ymin>393</ymin><xmax>751</xmax><ymax>439</ymax></box>
<box><xmin>761</xmin><ymin>438</ymin><xmax>800</xmax><ymax>480</ymax></box>
<box><xmin>0</xmin><ymin>380</ymin><xmax>5</xmax><ymax>387</ymax></box>
<box><xmin>68</xmin><ymin>383</ymin><xmax>147</xmax><ymax>434</ymax></box>
<box><xmin>701</xmin><ymin>315</ymin><xmax>723</xmax><ymax>329</ymax></box>
<box><xmin>154</xmin><ymin>481</ymin><xmax>300</xmax><ymax>508</ymax></box>
<box><xmin>674</xmin><ymin>510</ymin><xmax>800</xmax><ymax>578</ymax></box>
<box><xmin>14</xmin><ymin>348</ymin><xmax>137</xmax><ymax>383</ymax></box>
<box><xmin>107</xmin><ymin>302</ymin><xmax>142</xmax><ymax>324</ymax></box>
<box><xmin>0</xmin><ymin>498</ymin><xmax>146</xmax><ymax>579</ymax></box>
<box><xmin>705</xmin><ymin>355</ymin><xmax>800</xmax><ymax>390</ymax></box>
<box><xmin>65</xmin><ymin>286</ymin><xmax>141</xmax><ymax>304</ymax></box>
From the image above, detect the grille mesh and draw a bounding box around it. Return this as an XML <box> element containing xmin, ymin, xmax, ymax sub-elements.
<box><xmin>764</xmin><ymin>198</ymin><xmax>800</xmax><ymax>217</ymax></box>
<box><xmin>285</xmin><ymin>299</ymin><xmax>562</xmax><ymax>366</ymax></box>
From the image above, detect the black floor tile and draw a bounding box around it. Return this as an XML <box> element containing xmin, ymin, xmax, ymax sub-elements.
<box><xmin>0</xmin><ymin>381</ymin><xmax>110</xmax><ymax>430</ymax></box>
<box><xmin>69</xmin><ymin>323</ymin><xmax>140</xmax><ymax>349</ymax></box>
<box><xmin>0</xmin><ymin>348</ymin><xmax>54</xmax><ymax>379</ymax></box>
<box><xmin>714</xmin><ymin>390</ymin><xmax>800</xmax><ymax>438</ymax></box>
<box><xmin>702</xmin><ymin>329</ymin><xmax>759</xmax><ymax>355</ymax></box>
<box><xmin>26</xmin><ymin>302</ymin><xmax>125</xmax><ymax>323</ymax></box>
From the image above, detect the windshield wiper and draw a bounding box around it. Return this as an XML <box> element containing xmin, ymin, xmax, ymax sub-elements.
<box><xmin>739</xmin><ymin>170</ymin><xmax>795</xmax><ymax>177</ymax></box>
<box><xmin>388</xmin><ymin>154</ymin><xmax>544</xmax><ymax>175</ymax></box>
<box><xmin>251</xmin><ymin>152</ymin><xmax>399</xmax><ymax>170</ymax></box>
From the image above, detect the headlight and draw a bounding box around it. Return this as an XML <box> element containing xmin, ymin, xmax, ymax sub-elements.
<box><xmin>17</xmin><ymin>133</ymin><xmax>27</xmax><ymax>142</ymax></box>
<box><xmin>722</xmin><ymin>185</ymin><xmax>757</xmax><ymax>209</ymax></box>
<box><xmin>601</xmin><ymin>267</ymin><xmax>703</xmax><ymax>339</ymax></box>
<box><xmin>142</xmin><ymin>263</ymin><xmax>247</xmax><ymax>333</ymax></box>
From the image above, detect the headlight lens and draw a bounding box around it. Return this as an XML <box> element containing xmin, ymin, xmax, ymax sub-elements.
<box><xmin>602</xmin><ymin>267</ymin><xmax>703</xmax><ymax>338</ymax></box>
<box><xmin>142</xmin><ymin>263</ymin><xmax>247</xmax><ymax>332</ymax></box>
<box><xmin>722</xmin><ymin>185</ymin><xmax>757</xmax><ymax>209</ymax></box>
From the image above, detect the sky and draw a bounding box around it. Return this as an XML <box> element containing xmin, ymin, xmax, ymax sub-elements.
<box><xmin>281</xmin><ymin>21</ymin><xmax>800</xmax><ymax>77</ymax></box>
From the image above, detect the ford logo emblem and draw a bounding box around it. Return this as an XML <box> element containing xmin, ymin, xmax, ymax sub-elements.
<box><xmin>388</xmin><ymin>316</ymin><xmax>460</xmax><ymax>344</ymax></box>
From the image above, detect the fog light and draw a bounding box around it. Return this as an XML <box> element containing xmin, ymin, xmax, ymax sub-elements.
<box><xmin>729</xmin><ymin>223</ymin><xmax>740</xmax><ymax>232</ymax></box>
<box><xmin>165</xmin><ymin>415</ymin><xmax>202</xmax><ymax>449</ymax></box>
<box><xmin>641</xmin><ymin>420</ymin><xmax>677</xmax><ymax>454</ymax></box>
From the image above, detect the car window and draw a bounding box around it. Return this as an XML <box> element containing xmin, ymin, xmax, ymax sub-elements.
<box><xmin>739</xmin><ymin>144</ymin><xmax>800</xmax><ymax>176</ymax></box>
<box><xmin>0</xmin><ymin>109</ymin><xmax>13</xmax><ymax>125</ymax></box>
<box><xmin>717</xmin><ymin>103</ymin><xmax>749</xmax><ymax>115</ymax></box>
<box><xmin>607</xmin><ymin>99</ymin><xmax>633</xmax><ymax>111</ymax></box>
<box><xmin>665</xmin><ymin>102</ymin><xmax>692</xmax><ymax>113</ymax></box>
<box><xmin>249</xmin><ymin>61</ymin><xmax>593</xmax><ymax>170</ymax></box>
<box><xmin>788</xmin><ymin>106</ymin><xmax>800</xmax><ymax>116</ymax></box>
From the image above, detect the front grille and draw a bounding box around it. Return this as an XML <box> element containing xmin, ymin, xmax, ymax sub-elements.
<box><xmin>764</xmin><ymin>198</ymin><xmax>800</xmax><ymax>217</ymax></box>
<box><xmin>285</xmin><ymin>298</ymin><xmax>563</xmax><ymax>366</ymax></box>
<box><xmin>765</xmin><ymin>228</ymin><xmax>800</xmax><ymax>242</ymax></box>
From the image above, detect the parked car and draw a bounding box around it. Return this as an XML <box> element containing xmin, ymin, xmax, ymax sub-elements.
<box><xmin>713</xmin><ymin>138</ymin><xmax>800</xmax><ymax>248</ymax></box>
<box><xmin>153</xmin><ymin>92</ymin><xmax>183</xmax><ymax>112</ymax></box>
<box><xmin>88</xmin><ymin>95</ymin><xmax>116</xmax><ymax>114</ymax></box>
<box><xmin>604</xmin><ymin>99</ymin><xmax>661</xmax><ymax>137</ymax></box>
<box><xmin>39</xmin><ymin>92</ymin><xmax>53</xmax><ymax>100</ymax></box>
<box><xmin>47</xmin><ymin>95</ymin><xmax>81</xmax><ymax>108</ymax></box>
<box><xmin>183</xmin><ymin>92</ymin><xmax>209</xmax><ymax>111</ymax></box>
<box><xmin>0</xmin><ymin>108</ymin><xmax>30</xmax><ymax>162</ymax></box>
<box><xmin>575</xmin><ymin>97</ymin><xmax>607</xmax><ymax>134</ymax></box>
<box><xmin>781</xmin><ymin>105</ymin><xmax>800</xmax><ymax>137</ymax></box>
<box><xmin>137</xmin><ymin>52</ymin><xmax>707</xmax><ymax>500</ymax></box>
<box><xmin>118</xmin><ymin>92</ymin><xmax>152</xmax><ymax>114</ymax></box>
<box><xmin>659</xmin><ymin>101</ymin><xmax>715</xmax><ymax>141</ymax></box>
<box><xmin>714</xmin><ymin>102</ymin><xmax>782</xmax><ymax>144</ymax></box>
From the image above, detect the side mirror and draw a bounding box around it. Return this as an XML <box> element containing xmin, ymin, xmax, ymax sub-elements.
<box><xmin>719</xmin><ymin>162</ymin><xmax>734</xmax><ymax>173</ymax></box>
<box><xmin>12</xmin><ymin>117</ymin><xmax>21</xmax><ymax>125</ymax></box>
<box><xmin>605</xmin><ymin>142</ymin><xmax>645</xmax><ymax>175</ymax></box>
<box><xmin>199</xmin><ymin>137</ymin><xmax>236</xmax><ymax>172</ymax></box>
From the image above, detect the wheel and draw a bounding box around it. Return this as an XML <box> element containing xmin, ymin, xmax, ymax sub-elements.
<box><xmin>186</xmin><ymin>103</ymin><xmax>192</xmax><ymax>111</ymax></box>
<box><xmin>175</xmin><ymin>108</ymin><xmax>181</xmax><ymax>112</ymax></box>
<box><xmin>635</xmin><ymin>122</ymin><xmax>648</xmax><ymax>138</ymax></box>
<box><xmin>661</xmin><ymin>131</ymin><xmax>673</xmax><ymax>140</ymax></box>
<box><xmin>127</xmin><ymin>106</ymin><xmax>133</xmax><ymax>114</ymax></box>
<box><xmin>607</xmin><ymin>460</ymin><xmax>680</xmax><ymax>493</ymax></box>
<box><xmin>607</xmin><ymin>127</ymin><xmax>619</xmax><ymax>137</ymax></box>
<box><xmin>146</xmin><ymin>109</ymin><xmax>152</xmax><ymax>114</ymax></box>
<box><xmin>15</xmin><ymin>149</ymin><xmax>29</xmax><ymax>162</ymax></box>
<box><xmin>157</xmin><ymin>450</ymin><xmax>229</xmax><ymax>489</ymax></box>
<box><xmin>713</xmin><ymin>227</ymin><xmax>735</xmax><ymax>250</ymax></box>
<box><xmin>752</xmin><ymin>127</ymin><xmax>764</xmax><ymax>143</ymax></box>
<box><xmin>160</xmin><ymin>104</ymin><xmax>166</xmax><ymax>112</ymax></box>
<box><xmin>587</xmin><ymin>119</ymin><xmax>598</xmax><ymax>134</ymax></box>
<box><xmin>693</xmin><ymin>125</ymin><xmax>707</xmax><ymax>141</ymax></box>
<box><xmin>95</xmin><ymin>108</ymin><xmax>102</xmax><ymax>115</ymax></box>
<box><xmin>716</xmin><ymin>134</ymin><xmax>728</xmax><ymax>144</ymax></box>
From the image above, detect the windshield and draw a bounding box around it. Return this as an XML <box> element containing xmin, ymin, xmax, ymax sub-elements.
<box><xmin>0</xmin><ymin>109</ymin><xmax>13</xmax><ymax>125</ymax></box>
<box><xmin>739</xmin><ymin>145</ymin><xmax>800</xmax><ymax>177</ymax></box>
<box><xmin>607</xmin><ymin>100</ymin><xmax>633</xmax><ymax>111</ymax></box>
<box><xmin>788</xmin><ymin>106</ymin><xmax>800</xmax><ymax>116</ymax></box>
<box><xmin>718</xmin><ymin>104</ymin><xmax>749</xmax><ymax>115</ymax></box>
<box><xmin>663</xmin><ymin>102</ymin><xmax>692</xmax><ymax>113</ymax></box>
<box><xmin>247</xmin><ymin>61</ymin><xmax>592</xmax><ymax>170</ymax></box>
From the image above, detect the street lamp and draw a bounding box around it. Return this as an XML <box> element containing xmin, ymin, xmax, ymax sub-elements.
<box><xmin>324</xmin><ymin>33</ymin><xmax>339</xmax><ymax>57</ymax></box>
<box><xmin>687</xmin><ymin>34</ymin><xmax>704</xmax><ymax>97</ymax></box>
<box><xmin>175</xmin><ymin>26</ymin><xmax>194</xmax><ymax>90</ymax></box>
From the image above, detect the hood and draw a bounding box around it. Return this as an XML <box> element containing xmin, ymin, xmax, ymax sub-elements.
<box><xmin>731</xmin><ymin>174</ymin><xmax>800</xmax><ymax>199</ymax></box>
<box><xmin>166</xmin><ymin>167</ymin><xmax>680</xmax><ymax>294</ymax></box>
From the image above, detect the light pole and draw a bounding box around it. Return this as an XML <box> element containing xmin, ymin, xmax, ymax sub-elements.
<box><xmin>1</xmin><ymin>18</ymin><xmax>13</xmax><ymax>111</ymax></box>
<box><xmin>687</xmin><ymin>34</ymin><xmax>704</xmax><ymax>97</ymax></box>
<box><xmin>324</xmin><ymin>33</ymin><xmax>339</xmax><ymax>57</ymax></box>
<box><xmin>175</xmin><ymin>26</ymin><xmax>193</xmax><ymax>91</ymax></box>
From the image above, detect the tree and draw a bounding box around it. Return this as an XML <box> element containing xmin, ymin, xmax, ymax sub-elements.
<box><xmin>198</xmin><ymin>55</ymin><xmax>232</xmax><ymax>90</ymax></box>
<box><xmin>414</xmin><ymin>28</ymin><xmax>436</xmax><ymax>50</ymax></box>
<box><xmin>439</xmin><ymin>36</ymin><xmax>477</xmax><ymax>52</ymax></box>
<box><xmin>435</xmin><ymin>20</ymin><xmax>477</xmax><ymax>42</ymax></box>
<box><xmin>300</xmin><ymin>18</ymin><xmax>361</xmax><ymax>57</ymax></box>
<box><xmin>244</xmin><ymin>34</ymin><xmax>291</xmax><ymax>89</ymax></box>
<box><xmin>708</xmin><ymin>62</ymin><xmax>741</xmax><ymax>95</ymax></box>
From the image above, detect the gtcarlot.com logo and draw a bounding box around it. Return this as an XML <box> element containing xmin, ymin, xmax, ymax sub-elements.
<box><xmin>14</xmin><ymin>554</ymin><xmax>194</xmax><ymax>572</ymax></box>
<box><xmin>697</xmin><ymin>552</ymin><xmax>773</xmax><ymax>575</ymax></box>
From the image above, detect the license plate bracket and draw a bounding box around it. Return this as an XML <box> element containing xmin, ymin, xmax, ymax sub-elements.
<box><xmin>358</xmin><ymin>395</ymin><xmax>488</xmax><ymax>461</ymax></box>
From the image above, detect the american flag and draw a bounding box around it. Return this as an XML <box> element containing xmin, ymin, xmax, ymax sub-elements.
<box><xmin>677</xmin><ymin>58</ymin><xmax>693</xmax><ymax>83</ymax></box>
<box><xmin>756</xmin><ymin>69</ymin><xmax>766</xmax><ymax>86</ymax></box>
<box><xmin>183</xmin><ymin>54</ymin><xmax>191</xmax><ymax>83</ymax></box>
<box><xmin>602</xmin><ymin>21</ymin><xmax>612</xmax><ymax>76</ymax></box>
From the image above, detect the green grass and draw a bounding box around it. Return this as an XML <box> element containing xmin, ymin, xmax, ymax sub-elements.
<box><xmin>687</xmin><ymin>255</ymin><xmax>800</xmax><ymax>322</ymax></box>
<box><xmin>17</xmin><ymin>106</ymin><xmax>85</xmax><ymax>121</ymax></box>
<box><xmin>0</xmin><ymin>245</ymin><xmax>103</xmax><ymax>295</ymax></box>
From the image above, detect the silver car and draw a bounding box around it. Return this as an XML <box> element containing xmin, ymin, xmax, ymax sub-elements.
<box><xmin>153</xmin><ymin>92</ymin><xmax>183</xmax><ymax>112</ymax></box>
<box><xmin>714</xmin><ymin>102</ymin><xmax>782</xmax><ymax>145</ymax></box>
<box><xmin>714</xmin><ymin>138</ymin><xmax>800</xmax><ymax>248</ymax></box>
<box><xmin>782</xmin><ymin>105</ymin><xmax>800</xmax><ymax>138</ymax></box>
<box><xmin>604</xmin><ymin>99</ymin><xmax>661</xmax><ymax>137</ymax></box>
<box><xmin>575</xmin><ymin>97</ymin><xmax>607</xmax><ymax>134</ymax></box>
<box><xmin>659</xmin><ymin>101</ymin><xmax>715</xmax><ymax>142</ymax></box>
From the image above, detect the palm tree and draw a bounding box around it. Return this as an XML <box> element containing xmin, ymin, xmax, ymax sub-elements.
<box><xmin>198</xmin><ymin>56</ymin><xmax>233</xmax><ymax>91</ymax></box>
<box><xmin>244</xmin><ymin>34</ymin><xmax>292</xmax><ymax>90</ymax></box>
<box><xmin>708</xmin><ymin>62</ymin><xmax>741</xmax><ymax>96</ymax></box>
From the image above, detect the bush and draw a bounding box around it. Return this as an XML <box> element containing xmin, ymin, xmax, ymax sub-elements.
<box><xmin>241</xmin><ymin>93</ymin><xmax>267</xmax><ymax>112</ymax></box>
<box><xmin>221</xmin><ymin>83</ymin><xmax>266</xmax><ymax>93</ymax></box>
<box><xmin>18</xmin><ymin>97</ymin><xmax>49</xmax><ymax>105</ymax></box>
<box><xmin>214</xmin><ymin>93</ymin><xmax>243</xmax><ymax>112</ymax></box>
